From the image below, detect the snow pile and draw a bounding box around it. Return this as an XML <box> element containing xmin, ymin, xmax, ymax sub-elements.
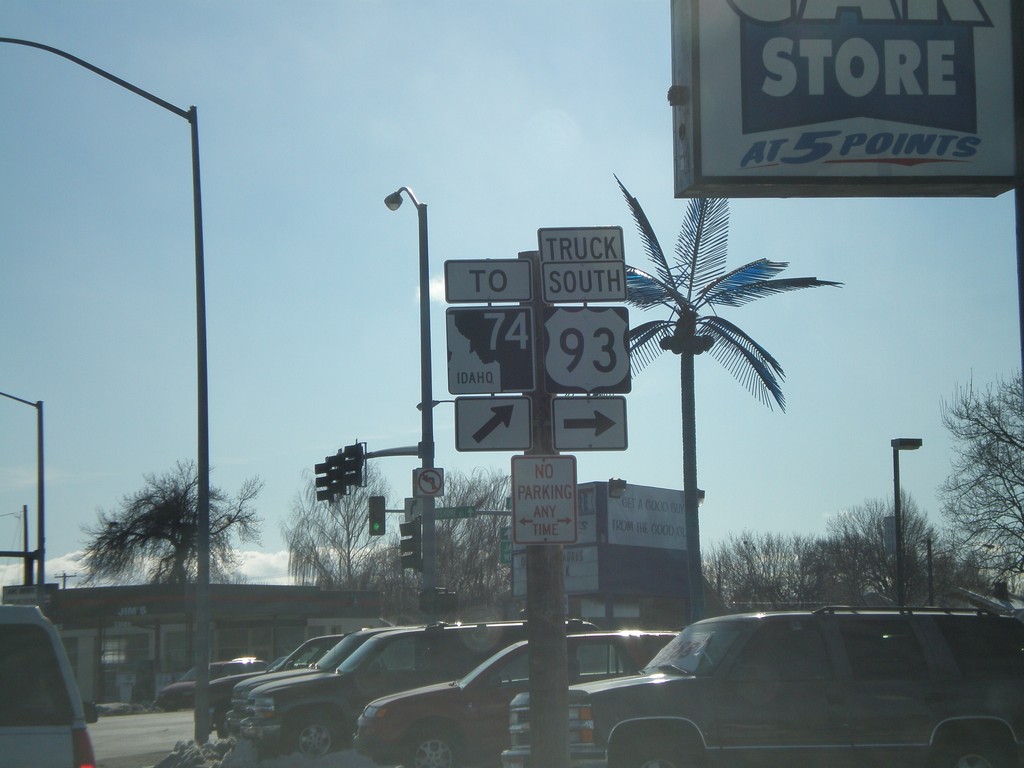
<box><xmin>97</xmin><ymin>701</ymin><xmax>156</xmax><ymax>716</ymax></box>
<box><xmin>153</xmin><ymin>737</ymin><xmax>381</xmax><ymax>768</ymax></box>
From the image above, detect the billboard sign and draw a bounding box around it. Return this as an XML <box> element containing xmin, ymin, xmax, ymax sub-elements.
<box><xmin>671</xmin><ymin>0</ymin><xmax>1015</xmax><ymax>197</ymax></box>
<box><xmin>510</xmin><ymin>482</ymin><xmax>689</xmax><ymax>598</ymax></box>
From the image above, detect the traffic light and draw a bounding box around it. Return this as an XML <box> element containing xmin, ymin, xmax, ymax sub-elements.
<box><xmin>368</xmin><ymin>496</ymin><xmax>386</xmax><ymax>537</ymax></box>
<box><xmin>400</xmin><ymin>516</ymin><xmax>423</xmax><ymax>571</ymax></box>
<box><xmin>340</xmin><ymin>442</ymin><xmax>366</xmax><ymax>490</ymax></box>
<box><xmin>313</xmin><ymin>441</ymin><xmax>367</xmax><ymax>503</ymax></box>
<box><xmin>314</xmin><ymin>452</ymin><xmax>344</xmax><ymax>502</ymax></box>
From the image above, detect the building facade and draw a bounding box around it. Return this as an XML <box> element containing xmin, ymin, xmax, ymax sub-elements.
<box><xmin>4</xmin><ymin>583</ymin><xmax>381</xmax><ymax>703</ymax></box>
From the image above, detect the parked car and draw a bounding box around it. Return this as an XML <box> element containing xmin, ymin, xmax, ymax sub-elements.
<box><xmin>208</xmin><ymin>634</ymin><xmax>347</xmax><ymax>737</ymax></box>
<box><xmin>240</xmin><ymin>619</ymin><xmax>597</xmax><ymax>758</ymax></box>
<box><xmin>503</xmin><ymin>607</ymin><xmax>1024</xmax><ymax>768</ymax></box>
<box><xmin>225</xmin><ymin>626</ymin><xmax>422</xmax><ymax>737</ymax></box>
<box><xmin>0</xmin><ymin>605</ymin><xmax>98</xmax><ymax>768</ymax></box>
<box><xmin>155</xmin><ymin>656</ymin><xmax>267</xmax><ymax>711</ymax></box>
<box><xmin>355</xmin><ymin>630</ymin><xmax>674</xmax><ymax>768</ymax></box>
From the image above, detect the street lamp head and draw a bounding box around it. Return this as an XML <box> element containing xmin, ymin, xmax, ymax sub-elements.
<box><xmin>384</xmin><ymin>191</ymin><xmax>404</xmax><ymax>211</ymax></box>
<box><xmin>891</xmin><ymin>437</ymin><xmax>923</xmax><ymax>451</ymax></box>
<box><xmin>385</xmin><ymin>186</ymin><xmax>423</xmax><ymax>212</ymax></box>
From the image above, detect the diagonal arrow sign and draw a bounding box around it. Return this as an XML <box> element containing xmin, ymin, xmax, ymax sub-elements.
<box><xmin>473</xmin><ymin>405</ymin><xmax>515</xmax><ymax>443</ymax></box>
<box><xmin>563</xmin><ymin>410</ymin><xmax>615</xmax><ymax>436</ymax></box>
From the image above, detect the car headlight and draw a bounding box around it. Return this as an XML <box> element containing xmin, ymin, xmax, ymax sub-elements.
<box><xmin>250</xmin><ymin>697</ymin><xmax>276</xmax><ymax>717</ymax></box>
<box><xmin>362</xmin><ymin>704</ymin><xmax>386</xmax><ymax>719</ymax></box>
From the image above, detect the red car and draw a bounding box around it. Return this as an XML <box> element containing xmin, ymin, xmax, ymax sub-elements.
<box><xmin>155</xmin><ymin>657</ymin><xmax>267</xmax><ymax>711</ymax></box>
<box><xmin>354</xmin><ymin>630</ymin><xmax>673</xmax><ymax>768</ymax></box>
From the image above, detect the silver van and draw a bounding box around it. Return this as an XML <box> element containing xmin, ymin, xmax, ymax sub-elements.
<box><xmin>0</xmin><ymin>605</ymin><xmax>97</xmax><ymax>768</ymax></box>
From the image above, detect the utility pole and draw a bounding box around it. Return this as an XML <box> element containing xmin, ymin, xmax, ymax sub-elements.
<box><xmin>521</xmin><ymin>250</ymin><xmax>570</xmax><ymax>768</ymax></box>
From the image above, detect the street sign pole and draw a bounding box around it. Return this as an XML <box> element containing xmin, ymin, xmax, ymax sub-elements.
<box><xmin>519</xmin><ymin>249</ymin><xmax>570</xmax><ymax>768</ymax></box>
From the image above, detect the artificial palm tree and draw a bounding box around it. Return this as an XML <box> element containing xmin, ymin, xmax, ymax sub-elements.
<box><xmin>617</xmin><ymin>177</ymin><xmax>841</xmax><ymax>621</ymax></box>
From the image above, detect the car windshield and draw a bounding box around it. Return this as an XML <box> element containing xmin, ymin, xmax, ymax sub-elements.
<box><xmin>265</xmin><ymin>655</ymin><xmax>289</xmax><ymax>672</ymax></box>
<box><xmin>318</xmin><ymin>632</ymin><xmax>382</xmax><ymax>672</ymax></box>
<box><xmin>335</xmin><ymin>633</ymin><xmax>391</xmax><ymax>674</ymax></box>
<box><xmin>642</xmin><ymin>622</ymin><xmax>744</xmax><ymax>677</ymax></box>
<box><xmin>458</xmin><ymin>641</ymin><xmax>523</xmax><ymax>688</ymax></box>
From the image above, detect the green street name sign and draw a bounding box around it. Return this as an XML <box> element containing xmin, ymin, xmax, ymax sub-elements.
<box><xmin>435</xmin><ymin>506</ymin><xmax>477</xmax><ymax>520</ymax></box>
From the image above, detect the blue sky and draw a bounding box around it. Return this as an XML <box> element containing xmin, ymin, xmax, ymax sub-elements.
<box><xmin>1</xmin><ymin>1</ymin><xmax>1019</xmax><ymax>586</ymax></box>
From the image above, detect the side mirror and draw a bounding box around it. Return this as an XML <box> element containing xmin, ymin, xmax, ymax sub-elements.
<box><xmin>83</xmin><ymin>701</ymin><xmax>98</xmax><ymax>724</ymax></box>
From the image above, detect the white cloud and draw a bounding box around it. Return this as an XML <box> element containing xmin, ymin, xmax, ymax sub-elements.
<box><xmin>0</xmin><ymin>550</ymin><xmax>295</xmax><ymax>589</ymax></box>
<box><xmin>233</xmin><ymin>550</ymin><xmax>293</xmax><ymax>585</ymax></box>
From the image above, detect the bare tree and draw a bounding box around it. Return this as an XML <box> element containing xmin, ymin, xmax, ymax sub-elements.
<box><xmin>282</xmin><ymin>466</ymin><xmax>512</xmax><ymax>622</ymax></box>
<box><xmin>433</xmin><ymin>468</ymin><xmax>513</xmax><ymax>618</ymax></box>
<box><xmin>705</xmin><ymin>496</ymin><xmax>986</xmax><ymax>610</ymax></box>
<box><xmin>81</xmin><ymin>461</ymin><xmax>263</xmax><ymax>585</ymax></box>
<box><xmin>941</xmin><ymin>374</ymin><xmax>1024</xmax><ymax>585</ymax></box>
<box><xmin>344</xmin><ymin>468</ymin><xmax>514</xmax><ymax>623</ymax></box>
<box><xmin>706</xmin><ymin>530</ymin><xmax>825</xmax><ymax>610</ymax></box>
<box><xmin>283</xmin><ymin>464</ymin><xmax>391</xmax><ymax>589</ymax></box>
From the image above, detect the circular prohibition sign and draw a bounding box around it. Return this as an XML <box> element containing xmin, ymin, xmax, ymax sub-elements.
<box><xmin>414</xmin><ymin>467</ymin><xmax>445</xmax><ymax>497</ymax></box>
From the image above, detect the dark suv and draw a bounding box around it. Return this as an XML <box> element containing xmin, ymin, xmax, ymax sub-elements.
<box><xmin>240</xmin><ymin>619</ymin><xmax>596</xmax><ymax>758</ymax></box>
<box><xmin>208</xmin><ymin>633</ymin><xmax>347</xmax><ymax>737</ymax></box>
<box><xmin>225</xmin><ymin>626</ymin><xmax>411</xmax><ymax>737</ymax></box>
<box><xmin>503</xmin><ymin>607</ymin><xmax>1024</xmax><ymax>768</ymax></box>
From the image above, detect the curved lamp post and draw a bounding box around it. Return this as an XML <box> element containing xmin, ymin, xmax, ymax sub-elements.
<box><xmin>0</xmin><ymin>38</ymin><xmax>213</xmax><ymax>742</ymax></box>
<box><xmin>891</xmin><ymin>437</ymin><xmax>922</xmax><ymax>607</ymax></box>
<box><xmin>384</xmin><ymin>187</ymin><xmax>437</xmax><ymax>594</ymax></box>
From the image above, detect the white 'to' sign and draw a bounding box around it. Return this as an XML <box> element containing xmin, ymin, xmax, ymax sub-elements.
<box><xmin>445</xmin><ymin>259</ymin><xmax>532</xmax><ymax>303</ymax></box>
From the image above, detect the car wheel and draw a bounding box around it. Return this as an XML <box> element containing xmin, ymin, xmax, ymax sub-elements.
<box><xmin>634</xmin><ymin>758</ymin><xmax>681</xmax><ymax>768</ymax></box>
<box><xmin>617</xmin><ymin>740</ymin><xmax>700</xmax><ymax>768</ymax></box>
<box><xmin>405</xmin><ymin>726</ymin><xmax>460</xmax><ymax>768</ymax></box>
<box><xmin>931</xmin><ymin>741</ymin><xmax>1012</xmax><ymax>768</ymax></box>
<box><xmin>291</xmin><ymin>716</ymin><xmax>335</xmax><ymax>758</ymax></box>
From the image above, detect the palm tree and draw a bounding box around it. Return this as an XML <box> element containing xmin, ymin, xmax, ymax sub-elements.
<box><xmin>617</xmin><ymin>177</ymin><xmax>841</xmax><ymax>621</ymax></box>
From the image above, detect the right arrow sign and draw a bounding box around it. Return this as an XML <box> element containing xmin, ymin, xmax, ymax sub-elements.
<box><xmin>552</xmin><ymin>396</ymin><xmax>628</xmax><ymax>451</ymax></box>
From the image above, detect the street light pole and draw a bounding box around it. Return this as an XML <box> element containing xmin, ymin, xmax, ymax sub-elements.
<box><xmin>0</xmin><ymin>392</ymin><xmax>43</xmax><ymax>605</ymax></box>
<box><xmin>891</xmin><ymin>437</ymin><xmax>923</xmax><ymax>608</ymax></box>
<box><xmin>0</xmin><ymin>38</ymin><xmax>213</xmax><ymax>742</ymax></box>
<box><xmin>385</xmin><ymin>187</ymin><xmax>437</xmax><ymax>593</ymax></box>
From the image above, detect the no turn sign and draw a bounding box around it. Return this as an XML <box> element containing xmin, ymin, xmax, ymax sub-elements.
<box><xmin>413</xmin><ymin>468</ymin><xmax>444</xmax><ymax>497</ymax></box>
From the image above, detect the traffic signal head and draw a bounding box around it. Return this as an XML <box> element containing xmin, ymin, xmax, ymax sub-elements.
<box><xmin>368</xmin><ymin>496</ymin><xmax>386</xmax><ymax>536</ymax></box>
<box><xmin>341</xmin><ymin>442</ymin><xmax>366</xmax><ymax>489</ymax></box>
<box><xmin>399</xmin><ymin>516</ymin><xmax>423</xmax><ymax>571</ymax></box>
<box><xmin>314</xmin><ymin>452</ymin><xmax>345</xmax><ymax>502</ymax></box>
<box><xmin>313</xmin><ymin>441</ymin><xmax>367</xmax><ymax>503</ymax></box>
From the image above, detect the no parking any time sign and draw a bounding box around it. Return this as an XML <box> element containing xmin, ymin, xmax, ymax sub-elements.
<box><xmin>511</xmin><ymin>455</ymin><xmax>577</xmax><ymax>544</ymax></box>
